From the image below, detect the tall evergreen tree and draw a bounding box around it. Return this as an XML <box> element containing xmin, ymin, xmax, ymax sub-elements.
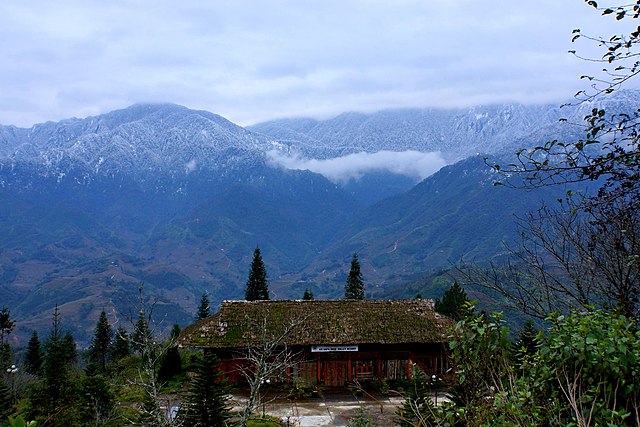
<box><xmin>0</xmin><ymin>307</ymin><xmax>16</xmax><ymax>373</ymax></box>
<box><xmin>89</xmin><ymin>310</ymin><xmax>113</xmax><ymax>372</ymax></box>
<box><xmin>40</xmin><ymin>305</ymin><xmax>78</xmax><ymax>418</ymax></box>
<box><xmin>344</xmin><ymin>253</ymin><xmax>365</xmax><ymax>300</ymax></box>
<box><xmin>0</xmin><ymin>378</ymin><xmax>10</xmax><ymax>422</ymax></box>
<box><xmin>132</xmin><ymin>309</ymin><xmax>152</xmax><ymax>355</ymax></box>
<box><xmin>111</xmin><ymin>326</ymin><xmax>130</xmax><ymax>361</ymax></box>
<box><xmin>196</xmin><ymin>292</ymin><xmax>211</xmax><ymax>321</ymax></box>
<box><xmin>78</xmin><ymin>363</ymin><xmax>116</xmax><ymax>427</ymax></box>
<box><xmin>179</xmin><ymin>352</ymin><xmax>232</xmax><ymax>427</ymax></box>
<box><xmin>244</xmin><ymin>247</ymin><xmax>269</xmax><ymax>301</ymax></box>
<box><xmin>303</xmin><ymin>288</ymin><xmax>314</xmax><ymax>300</ymax></box>
<box><xmin>24</xmin><ymin>331</ymin><xmax>43</xmax><ymax>376</ymax></box>
<box><xmin>434</xmin><ymin>282</ymin><xmax>470</xmax><ymax>321</ymax></box>
<box><xmin>158</xmin><ymin>324</ymin><xmax>183</xmax><ymax>383</ymax></box>
<box><xmin>513</xmin><ymin>319</ymin><xmax>539</xmax><ymax>372</ymax></box>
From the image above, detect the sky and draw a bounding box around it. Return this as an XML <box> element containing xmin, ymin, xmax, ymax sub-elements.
<box><xmin>1</xmin><ymin>0</ymin><xmax>638</xmax><ymax>129</ymax></box>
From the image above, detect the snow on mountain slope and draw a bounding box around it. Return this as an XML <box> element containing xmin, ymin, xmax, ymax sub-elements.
<box><xmin>249</xmin><ymin>90</ymin><xmax>640</xmax><ymax>161</ymax></box>
<box><xmin>0</xmin><ymin>104</ymin><xmax>285</xmax><ymax>181</ymax></box>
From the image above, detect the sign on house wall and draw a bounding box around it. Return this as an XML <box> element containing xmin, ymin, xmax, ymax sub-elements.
<box><xmin>311</xmin><ymin>345</ymin><xmax>359</xmax><ymax>352</ymax></box>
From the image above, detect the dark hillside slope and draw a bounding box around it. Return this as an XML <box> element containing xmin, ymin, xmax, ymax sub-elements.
<box><xmin>293</xmin><ymin>156</ymin><xmax>578</xmax><ymax>297</ymax></box>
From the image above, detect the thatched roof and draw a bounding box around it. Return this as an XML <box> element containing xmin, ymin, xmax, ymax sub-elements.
<box><xmin>178</xmin><ymin>299</ymin><xmax>453</xmax><ymax>349</ymax></box>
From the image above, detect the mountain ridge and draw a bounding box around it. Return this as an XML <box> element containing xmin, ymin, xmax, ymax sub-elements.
<box><xmin>0</xmin><ymin>93</ymin><xmax>636</xmax><ymax>345</ymax></box>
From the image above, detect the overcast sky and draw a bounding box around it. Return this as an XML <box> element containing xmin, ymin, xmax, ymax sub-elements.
<box><xmin>1</xmin><ymin>1</ymin><xmax>637</xmax><ymax>128</ymax></box>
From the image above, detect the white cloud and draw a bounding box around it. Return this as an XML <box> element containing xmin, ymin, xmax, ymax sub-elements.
<box><xmin>1</xmin><ymin>1</ymin><xmax>638</xmax><ymax>127</ymax></box>
<box><xmin>267</xmin><ymin>150</ymin><xmax>448</xmax><ymax>183</ymax></box>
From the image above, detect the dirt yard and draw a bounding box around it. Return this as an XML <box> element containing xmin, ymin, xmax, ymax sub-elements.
<box><xmin>231</xmin><ymin>392</ymin><xmax>406</xmax><ymax>426</ymax></box>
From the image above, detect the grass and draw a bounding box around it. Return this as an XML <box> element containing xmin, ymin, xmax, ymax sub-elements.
<box><xmin>246</xmin><ymin>415</ymin><xmax>281</xmax><ymax>426</ymax></box>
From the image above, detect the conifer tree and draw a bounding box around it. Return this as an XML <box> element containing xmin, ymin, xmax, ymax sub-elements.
<box><xmin>158</xmin><ymin>324</ymin><xmax>182</xmax><ymax>383</ymax></box>
<box><xmin>344</xmin><ymin>253</ymin><xmax>365</xmax><ymax>300</ymax></box>
<box><xmin>434</xmin><ymin>282</ymin><xmax>470</xmax><ymax>321</ymax></box>
<box><xmin>79</xmin><ymin>363</ymin><xmax>116</xmax><ymax>427</ymax></box>
<box><xmin>179</xmin><ymin>352</ymin><xmax>232</xmax><ymax>427</ymax></box>
<box><xmin>89</xmin><ymin>310</ymin><xmax>113</xmax><ymax>372</ymax></box>
<box><xmin>514</xmin><ymin>320</ymin><xmax>538</xmax><ymax>354</ymax></box>
<box><xmin>196</xmin><ymin>292</ymin><xmax>211</xmax><ymax>321</ymax></box>
<box><xmin>303</xmin><ymin>288</ymin><xmax>314</xmax><ymax>300</ymax></box>
<box><xmin>111</xmin><ymin>327</ymin><xmax>130</xmax><ymax>361</ymax></box>
<box><xmin>0</xmin><ymin>307</ymin><xmax>16</xmax><ymax>373</ymax></box>
<box><xmin>41</xmin><ymin>305</ymin><xmax>78</xmax><ymax>418</ymax></box>
<box><xmin>132</xmin><ymin>309</ymin><xmax>152</xmax><ymax>355</ymax></box>
<box><xmin>0</xmin><ymin>378</ymin><xmax>9</xmax><ymax>420</ymax></box>
<box><xmin>24</xmin><ymin>331</ymin><xmax>43</xmax><ymax>376</ymax></box>
<box><xmin>244</xmin><ymin>247</ymin><xmax>269</xmax><ymax>301</ymax></box>
<box><xmin>513</xmin><ymin>319</ymin><xmax>539</xmax><ymax>371</ymax></box>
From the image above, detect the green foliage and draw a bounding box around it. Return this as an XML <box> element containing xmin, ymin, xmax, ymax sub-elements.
<box><xmin>396</xmin><ymin>368</ymin><xmax>438</xmax><ymax>427</ymax></box>
<box><xmin>302</xmin><ymin>288</ymin><xmax>314</xmax><ymax>300</ymax></box>
<box><xmin>40</xmin><ymin>306</ymin><xmax>79</xmax><ymax>416</ymax></box>
<box><xmin>512</xmin><ymin>319</ymin><xmax>539</xmax><ymax>371</ymax></box>
<box><xmin>110</xmin><ymin>327</ymin><xmax>130</xmax><ymax>361</ymax></box>
<box><xmin>245</xmin><ymin>247</ymin><xmax>269</xmax><ymax>301</ymax></box>
<box><xmin>195</xmin><ymin>292</ymin><xmax>211</xmax><ymax>321</ymax></box>
<box><xmin>178</xmin><ymin>352</ymin><xmax>232</xmax><ymax>427</ymax></box>
<box><xmin>158</xmin><ymin>325</ymin><xmax>183</xmax><ymax>383</ymax></box>
<box><xmin>131</xmin><ymin>309</ymin><xmax>152</xmax><ymax>355</ymax></box>
<box><xmin>535</xmin><ymin>310</ymin><xmax>640</xmax><ymax>425</ymax></box>
<box><xmin>24</xmin><ymin>331</ymin><xmax>42</xmax><ymax>376</ymax></box>
<box><xmin>88</xmin><ymin>310</ymin><xmax>113</xmax><ymax>372</ymax></box>
<box><xmin>245</xmin><ymin>416</ymin><xmax>281</xmax><ymax>427</ymax></box>
<box><xmin>0</xmin><ymin>307</ymin><xmax>16</xmax><ymax>373</ymax></box>
<box><xmin>0</xmin><ymin>379</ymin><xmax>11</xmax><ymax>423</ymax></box>
<box><xmin>437</xmin><ymin>307</ymin><xmax>640</xmax><ymax>426</ymax></box>
<box><xmin>447</xmin><ymin>306</ymin><xmax>511</xmax><ymax>411</ymax></box>
<box><xmin>6</xmin><ymin>416</ymin><xmax>36</xmax><ymax>427</ymax></box>
<box><xmin>346</xmin><ymin>407</ymin><xmax>372</xmax><ymax>427</ymax></box>
<box><xmin>434</xmin><ymin>282</ymin><xmax>470</xmax><ymax>321</ymax></box>
<box><xmin>344</xmin><ymin>253</ymin><xmax>365</xmax><ymax>300</ymax></box>
<box><xmin>78</xmin><ymin>364</ymin><xmax>117</xmax><ymax>427</ymax></box>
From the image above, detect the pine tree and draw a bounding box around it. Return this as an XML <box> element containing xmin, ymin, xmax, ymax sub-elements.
<box><xmin>303</xmin><ymin>288</ymin><xmax>314</xmax><ymax>300</ymax></box>
<box><xmin>344</xmin><ymin>253</ymin><xmax>365</xmax><ymax>300</ymax></box>
<box><xmin>41</xmin><ymin>305</ymin><xmax>78</xmax><ymax>418</ymax></box>
<box><xmin>513</xmin><ymin>319</ymin><xmax>539</xmax><ymax>371</ymax></box>
<box><xmin>514</xmin><ymin>320</ymin><xmax>538</xmax><ymax>354</ymax></box>
<box><xmin>434</xmin><ymin>282</ymin><xmax>470</xmax><ymax>321</ymax></box>
<box><xmin>158</xmin><ymin>324</ymin><xmax>183</xmax><ymax>383</ymax></box>
<box><xmin>111</xmin><ymin>327</ymin><xmax>130</xmax><ymax>361</ymax></box>
<box><xmin>89</xmin><ymin>310</ymin><xmax>113</xmax><ymax>372</ymax></box>
<box><xmin>132</xmin><ymin>309</ymin><xmax>152</xmax><ymax>355</ymax></box>
<box><xmin>244</xmin><ymin>247</ymin><xmax>269</xmax><ymax>301</ymax></box>
<box><xmin>179</xmin><ymin>352</ymin><xmax>232</xmax><ymax>427</ymax></box>
<box><xmin>0</xmin><ymin>307</ymin><xmax>16</xmax><ymax>373</ymax></box>
<box><xmin>0</xmin><ymin>378</ymin><xmax>10</xmax><ymax>423</ymax></box>
<box><xmin>24</xmin><ymin>331</ymin><xmax>43</xmax><ymax>376</ymax></box>
<box><xmin>196</xmin><ymin>292</ymin><xmax>211</xmax><ymax>321</ymax></box>
<box><xmin>78</xmin><ymin>363</ymin><xmax>116</xmax><ymax>427</ymax></box>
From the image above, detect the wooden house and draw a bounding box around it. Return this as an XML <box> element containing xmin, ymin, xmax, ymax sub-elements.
<box><xmin>178</xmin><ymin>299</ymin><xmax>454</xmax><ymax>387</ymax></box>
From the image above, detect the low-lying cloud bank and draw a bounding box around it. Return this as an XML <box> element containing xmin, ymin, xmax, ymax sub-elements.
<box><xmin>267</xmin><ymin>150</ymin><xmax>448</xmax><ymax>183</ymax></box>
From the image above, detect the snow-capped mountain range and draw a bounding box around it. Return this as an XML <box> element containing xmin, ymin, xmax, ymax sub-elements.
<box><xmin>0</xmin><ymin>90</ymin><xmax>636</xmax><ymax>344</ymax></box>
